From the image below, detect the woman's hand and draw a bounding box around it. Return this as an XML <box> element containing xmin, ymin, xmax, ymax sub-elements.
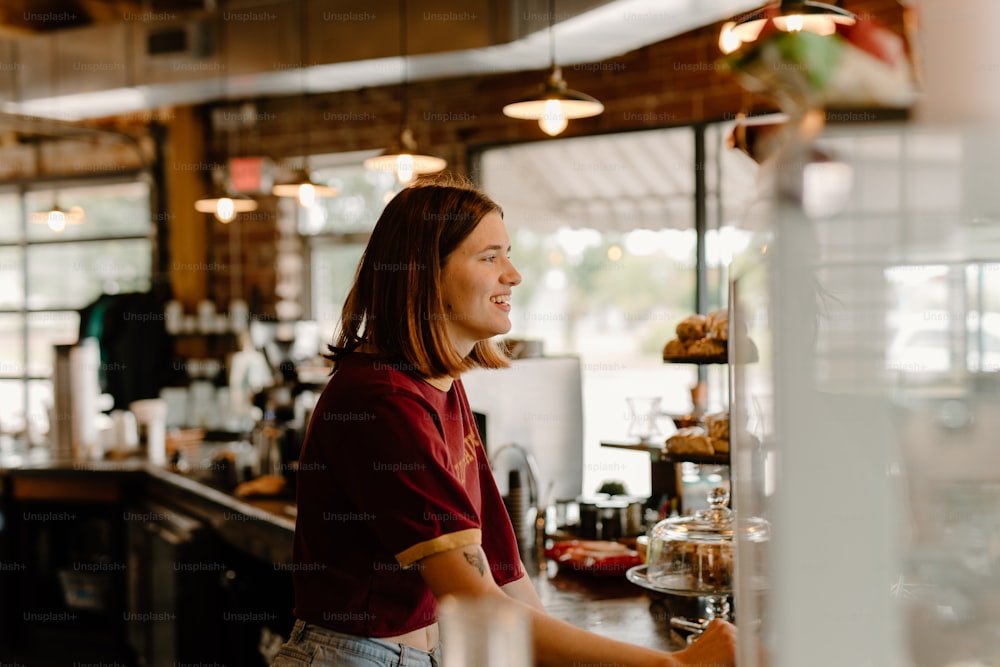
<box><xmin>670</xmin><ymin>619</ymin><xmax>737</xmax><ymax>667</ymax></box>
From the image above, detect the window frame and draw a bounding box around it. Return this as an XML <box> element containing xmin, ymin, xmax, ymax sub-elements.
<box><xmin>0</xmin><ymin>172</ymin><xmax>154</xmax><ymax>437</ymax></box>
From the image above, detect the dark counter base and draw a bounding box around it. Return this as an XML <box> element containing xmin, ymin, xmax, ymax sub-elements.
<box><xmin>0</xmin><ymin>456</ymin><xmax>688</xmax><ymax>663</ymax></box>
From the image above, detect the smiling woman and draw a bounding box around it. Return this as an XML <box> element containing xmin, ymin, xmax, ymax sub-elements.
<box><xmin>272</xmin><ymin>175</ymin><xmax>737</xmax><ymax>667</ymax></box>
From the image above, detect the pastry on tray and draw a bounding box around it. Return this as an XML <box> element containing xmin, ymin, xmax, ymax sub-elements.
<box><xmin>705</xmin><ymin>412</ymin><xmax>730</xmax><ymax>441</ymax></box>
<box><xmin>687</xmin><ymin>337</ymin><xmax>727</xmax><ymax>358</ymax></box>
<box><xmin>663</xmin><ymin>311</ymin><xmax>731</xmax><ymax>361</ymax></box>
<box><xmin>675</xmin><ymin>314</ymin><xmax>707</xmax><ymax>341</ymax></box>
<box><xmin>666</xmin><ymin>426</ymin><xmax>715</xmax><ymax>456</ymax></box>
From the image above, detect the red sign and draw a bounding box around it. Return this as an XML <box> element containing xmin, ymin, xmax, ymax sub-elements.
<box><xmin>228</xmin><ymin>157</ymin><xmax>264</xmax><ymax>193</ymax></box>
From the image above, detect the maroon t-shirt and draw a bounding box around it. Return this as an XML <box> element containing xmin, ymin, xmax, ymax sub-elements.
<box><xmin>291</xmin><ymin>353</ymin><xmax>525</xmax><ymax>637</ymax></box>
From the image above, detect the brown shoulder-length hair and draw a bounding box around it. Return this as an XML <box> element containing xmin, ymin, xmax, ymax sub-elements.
<box><xmin>327</xmin><ymin>176</ymin><xmax>511</xmax><ymax>377</ymax></box>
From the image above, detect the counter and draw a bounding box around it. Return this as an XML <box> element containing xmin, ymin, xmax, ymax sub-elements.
<box><xmin>0</xmin><ymin>448</ymin><xmax>686</xmax><ymax>658</ymax></box>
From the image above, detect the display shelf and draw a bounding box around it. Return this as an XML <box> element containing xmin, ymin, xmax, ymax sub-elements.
<box><xmin>600</xmin><ymin>440</ymin><xmax>730</xmax><ymax>466</ymax></box>
<box><xmin>662</xmin><ymin>353</ymin><xmax>728</xmax><ymax>364</ymax></box>
<box><xmin>662</xmin><ymin>338</ymin><xmax>758</xmax><ymax>364</ymax></box>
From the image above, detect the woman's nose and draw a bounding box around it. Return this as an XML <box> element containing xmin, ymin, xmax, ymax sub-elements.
<box><xmin>503</xmin><ymin>259</ymin><xmax>522</xmax><ymax>286</ymax></box>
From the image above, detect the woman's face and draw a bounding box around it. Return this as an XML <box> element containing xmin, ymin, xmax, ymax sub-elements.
<box><xmin>440</xmin><ymin>211</ymin><xmax>522</xmax><ymax>358</ymax></box>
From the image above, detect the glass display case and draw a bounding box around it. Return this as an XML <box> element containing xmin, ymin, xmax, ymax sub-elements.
<box><xmin>728</xmin><ymin>120</ymin><xmax>1000</xmax><ymax>667</ymax></box>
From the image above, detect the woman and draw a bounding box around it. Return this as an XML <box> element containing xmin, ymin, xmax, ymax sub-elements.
<box><xmin>272</xmin><ymin>178</ymin><xmax>736</xmax><ymax>667</ymax></box>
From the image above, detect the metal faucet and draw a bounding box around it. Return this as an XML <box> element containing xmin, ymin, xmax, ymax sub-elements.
<box><xmin>489</xmin><ymin>442</ymin><xmax>546</xmax><ymax>548</ymax></box>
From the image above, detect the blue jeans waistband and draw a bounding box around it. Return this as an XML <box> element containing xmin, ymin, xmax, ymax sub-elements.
<box><xmin>272</xmin><ymin>618</ymin><xmax>441</xmax><ymax>667</ymax></box>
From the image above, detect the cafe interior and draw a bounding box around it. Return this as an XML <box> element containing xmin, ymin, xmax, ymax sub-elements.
<box><xmin>2</xmin><ymin>0</ymin><xmax>1000</xmax><ymax>665</ymax></box>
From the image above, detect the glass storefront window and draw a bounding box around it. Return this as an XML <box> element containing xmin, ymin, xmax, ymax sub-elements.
<box><xmin>0</xmin><ymin>178</ymin><xmax>151</xmax><ymax>438</ymax></box>
<box><xmin>0</xmin><ymin>314</ymin><xmax>24</xmax><ymax>378</ymax></box>
<box><xmin>0</xmin><ymin>191</ymin><xmax>21</xmax><ymax>243</ymax></box>
<box><xmin>479</xmin><ymin>126</ymin><xmax>758</xmax><ymax>496</ymax></box>
<box><xmin>309</xmin><ymin>242</ymin><xmax>366</xmax><ymax>337</ymax></box>
<box><xmin>26</xmin><ymin>311</ymin><xmax>79</xmax><ymax>378</ymax></box>
<box><xmin>0</xmin><ymin>247</ymin><xmax>23</xmax><ymax>309</ymax></box>
<box><xmin>26</xmin><ymin>239</ymin><xmax>151</xmax><ymax>310</ymax></box>
<box><xmin>25</xmin><ymin>181</ymin><xmax>151</xmax><ymax>242</ymax></box>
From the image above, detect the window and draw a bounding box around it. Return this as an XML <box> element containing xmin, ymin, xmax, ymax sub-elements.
<box><xmin>477</xmin><ymin>126</ymin><xmax>757</xmax><ymax>496</ymax></box>
<box><xmin>300</xmin><ymin>153</ymin><xmax>400</xmax><ymax>338</ymax></box>
<box><xmin>0</xmin><ymin>180</ymin><xmax>152</xmax><ymax>440</ymax></box>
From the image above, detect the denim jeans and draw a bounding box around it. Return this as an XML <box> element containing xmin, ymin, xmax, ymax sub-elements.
<box><xmin>271</xmin><ymin>619</ymin><xmax>442</xmax><ymax>667</ymax></box>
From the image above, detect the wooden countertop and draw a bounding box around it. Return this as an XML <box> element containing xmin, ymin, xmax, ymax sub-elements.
<box><xmin>0</xmin><ymin>448</ymin><xmax>688</xmax><ymax>653</ymax></box>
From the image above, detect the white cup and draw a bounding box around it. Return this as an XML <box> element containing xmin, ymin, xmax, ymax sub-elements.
<box><xmin>438</xmin><ymin>596</ymin><xmax>533</xmax><ymax>667</ymax></box>
<box><xmin>110</xmin><ymin>410</ymin><xmax>138</xmax><ymax>450</ymax></box>
<box><xmin>130</xmin><ymin>399</ymin><xmax>168</xmax><ymax>465</ymax></box>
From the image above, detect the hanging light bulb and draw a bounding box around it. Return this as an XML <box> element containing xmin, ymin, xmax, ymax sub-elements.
<box><xmin>363</xmin><ymin>0</ymin><xmax>447</xmax><ymax>181</ymax></box>
<box><xmin>364</xmin><ymin>128</ymin><xmax>446</xmax><ymax>184</ymax></box>
<box><xmin>502</xmin><ymin>0</ymin><xmax>604</xmax><ymax>136</ymax></box>
<box><xmin>719</xmin><ymin>21</ymin><xmax>743</xmax><ymax>55</ymax></box>
<box><xmin>539</xmin><ymin>99</ymin><xmax>569</xmax><ymax>136</ymax></box>
<box><xmin>504</xmin><ymin>66</ymin><xmax>603</xmax><ymax>137</ymax></box>
<box><xmin>31</xmin><ymin>202</ymin><xmax>85</xmax><ymax>232</ymax></box>
<box><xmin>720</xmin><ymin>1</ymin><xmax>856</xmax><ymax>54</ymax></box>
<box><xmin>273</xmin><ymin>1</ymin><xmax>339</xmax><ymax>206</ymax></box>
<box><xmin>194</xmin><ymin>194</ymin><xmax>258</xmax><ymax>223</ymax></box>
<box><xmin>272</xmin><ymin>166</ymin><xmax>338</xmax><ymax>207</ymax></box>
<box><xmin>395</xmin><ymin>154</ymin><xmax>415</xmax><ymax>184</ymax></box>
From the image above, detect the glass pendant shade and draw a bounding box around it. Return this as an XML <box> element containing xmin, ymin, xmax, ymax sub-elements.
<box><xmin>503</xmin><ymin>66</ymin><xmax>603</xmax><ymax>137</ymax></box>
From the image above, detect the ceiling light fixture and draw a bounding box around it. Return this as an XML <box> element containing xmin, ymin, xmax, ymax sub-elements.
<box><xmin>719</xmin><ymin>0</ymin><xmax>856</xmax><ymax>54</ymax></box>
<box><xmin>273</xmin><ymin>0</ymin><xmax>340</xmax><ymax>205</ymax></box>
<box><xmin>194</xmin><ymin>194</ymin><xmax>258</xmax><ymax>224</ymax></box>
<box><xmin>502</xmin><ymin>0</ymin><xmax>604</xmax><ymax>136</ymax></box>
<box><xmin>364</xmin><ymin>0</ymin><xmax>446</xmax><ymax>184</ymax></box>
<box><xmin>29</xmin><ymin>139</ymin><xmax>86</xmax><ymax>233</ymax></box>
<box><xmin>194</xmin><ymin>18</ymin><xmax>260</xmax><ymax>223</ymax></box>
<box><xmin>31</xmin><ymin>201</ymin><xmax>85</xmax><ymax>233</ymax></box>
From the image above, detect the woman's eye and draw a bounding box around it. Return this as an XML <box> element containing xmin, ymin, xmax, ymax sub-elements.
<box><xmin>484</xmin><ymin>255</ymin><xmax>497</xmax><ymax>262</ymax></box>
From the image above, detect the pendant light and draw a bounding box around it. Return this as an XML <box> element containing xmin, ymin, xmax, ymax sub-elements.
<box><xmin>363</xmin><ymin>0</ymin><xmax>446</xmax><ymax>184</ymax></box>
<box><xmin>194</xmin><ymin>193</ymin><xmax>258</xmax><ymax>223</ymax></box>
<box><xmin>719</xmin><ymin>1</ymin><xmax>857</xmax><ymax>54</ymax></box>
<box><xmin>194</xmin><ymin>18</ymin><xmax>259</xmax><ymax>223</ymax></box>
<box><xmin>29</xmin><ymin>141</ymin><xmax>85</xmax><ymax>233</ymax></box>
<box><xmin>272</xmin><ymin>0</ymin><xmax>339</xmax><ymax>205</ymax></box>
<box><xmin>502</xmin><ymin>0</ymin><xmax>603</xmax><ymax>136</ymax></box>
<box><xmin>31</xmin><ymin>201</ymin><xmax>85</xmax><ymax>232</ymax></box>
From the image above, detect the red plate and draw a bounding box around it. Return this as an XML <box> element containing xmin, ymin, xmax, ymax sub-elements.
<box><xmin>544</xmin><ymin>540</ymin><xmax>643</xmax><ymax>577</ymax></box>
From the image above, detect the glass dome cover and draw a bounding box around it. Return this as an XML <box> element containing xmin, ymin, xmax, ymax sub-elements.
<box><xmin>646</xmin><ymin>487</ymin><xmax>769</xmax><ymax>594</ymax></box>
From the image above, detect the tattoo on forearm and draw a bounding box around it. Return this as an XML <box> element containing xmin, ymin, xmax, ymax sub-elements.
<box><xmin>463</xmin><ymin>551</ymin><xmax>486</xmax><ymax>577</ymax></box>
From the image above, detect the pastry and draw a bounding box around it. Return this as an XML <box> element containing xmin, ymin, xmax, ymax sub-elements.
<box><xmin>675</xmin><ymin>314</ymin><xmax>707</xmax><ymax>341</ymax></box>
<box><xmin>666</xmin><ymin>426</ymin><xmax>714</xmax><ymax>456</ymax></box>
<box><xmin>704</xmin><ymin>309</ymin><xmax>724</xmax><ymax>330</ymax></box>
<box><xmin>705</xmin><ymin>412</ymin><xmax>730</xmax><ymax>441</ymax></box>
<box><xmin>687</xmin><ymin>337</ymin><xmax>727</xmax><ymax>358</ymax></box>
<box><xmin>707</xmin><ymin>309</ymin><xmax>729</xmax><ymax>341</ymax></box>
<box><xmin>711</xmin><ymin>437</ymin><xmax>730</xmax><ymax>454</ymax></box>
<box><xmin>662</xmin><ymin>337</ymin><xmax>688</xmax><ymax>358</ymax></box>
<box><xmin>694</xmin><ymin>542</ymin><xmax>732</xmax><ymax>589</ymax></box>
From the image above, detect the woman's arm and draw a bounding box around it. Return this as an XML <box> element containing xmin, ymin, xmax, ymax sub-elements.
<box><xmin>499</xmin><ymin>565</ymin><xmax>545</xmax><ymax>612</ymax></box>
<box><xmin>420</xmin><ymin>545</ymin><xmax>736</xmax><ymax>667</ymax></box>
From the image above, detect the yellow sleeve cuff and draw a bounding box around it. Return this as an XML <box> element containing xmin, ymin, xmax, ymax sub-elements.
<box><xmin>395</xmin><ymin>528</ymin><xmax>482</xmax><ymax>569</ymax></box>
